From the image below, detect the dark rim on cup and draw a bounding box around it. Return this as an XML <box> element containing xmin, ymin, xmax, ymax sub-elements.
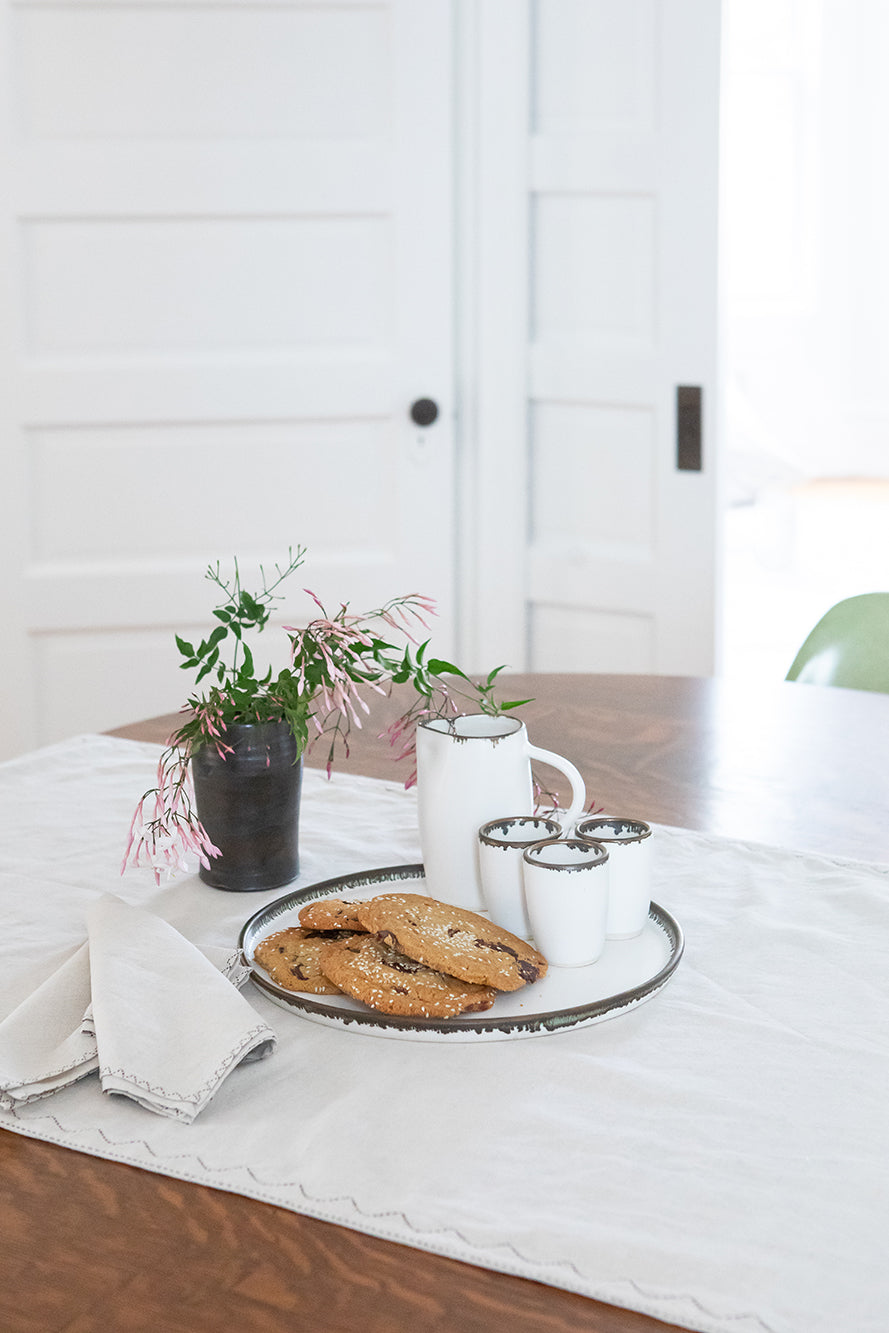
<box><xmin>522</xmin><ymin>837</ymin><xmax>609</xmax><ymax>871</ymax></box>
<box><xmin>478</xmin><ymin>815</ymin><xmax>562</xmax><ymax>849</ymax></box>
<box><xmin>575</xmin><ymin>817</ymin><xmax>651</xmax><ymax>845</ymax></box>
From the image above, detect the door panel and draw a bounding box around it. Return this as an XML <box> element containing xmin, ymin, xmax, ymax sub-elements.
<box><xmin>25</xmin><ymin>217</ymin><xmax>394</xmax><ymax>352</ymax></box>
<box><xmin>0</xmin><ymin>0</ymin><xmax>454</xmax><ymax>758</ymax></box>
<box><xmin>16</xmin><ymin>5</ymin><xmax>392</xmax><ymax>139</ymax></box>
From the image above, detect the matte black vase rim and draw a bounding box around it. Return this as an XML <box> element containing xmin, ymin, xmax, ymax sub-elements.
<box><xmin>191</xmin><ymin>717</ymin><xmax>300</xmax><ymax>765</ymax></box>
<box><xmin>213</xmin><ymin>718</ymin><xmax>290</xmax><ymax>731</ymax></box>
<box><xmin>196</xmin><ymin>718</ymin><xmax>297</xmax><ymax>744</ymax></box>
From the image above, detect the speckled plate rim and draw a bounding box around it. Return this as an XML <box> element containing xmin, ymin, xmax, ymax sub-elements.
<box><xmin>239</xmin><ymin>864</ymin><xmax>684</xmax><ymax>1041</ymax></box>
<box><xmin>238</xmin><ymin>863</ymin><xmax>684</xmax><ymax>1042</ymax></box>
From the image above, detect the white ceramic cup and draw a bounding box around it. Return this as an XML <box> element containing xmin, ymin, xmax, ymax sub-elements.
<box><xmin>521</xmin><ymin>837</ymin><xmax>610</xmax><ymax>967</ymax></box>
<box><xmin>478</xmin><ymin>815</ymin><xmax>562</xmax><ymax>937</ymax></box>
<box><xmin>574</xmin><ymin>817</ymin><xmax>652</xmax><ymax>939</ymax></box>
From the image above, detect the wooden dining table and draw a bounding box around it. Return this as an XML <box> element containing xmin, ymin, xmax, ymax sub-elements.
<box><xmin>2</xmin><ymin>672</ymin><xmax>887</xmax><ymax>1333</ymax></box>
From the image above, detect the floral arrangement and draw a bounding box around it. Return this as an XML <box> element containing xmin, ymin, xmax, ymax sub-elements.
<box><xmin>123</xmin><ymin>547</ymin><xmax>527</xmax><ymax>882</ymax></box>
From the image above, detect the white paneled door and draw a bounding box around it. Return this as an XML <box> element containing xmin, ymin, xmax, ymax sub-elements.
<box><xmin>0</xmin><ymin>0</ymin><xmax>455</xmax><ymax>758</ymax></box>
<box><xmin>473</xmin><ymin>0</ymin><xmax>723</xmax><ymax>677</ymax></box>
<box><xmin>0</xmin><ymin>0</ymin><xmax>724</xmax><ymax>760</ymax></box>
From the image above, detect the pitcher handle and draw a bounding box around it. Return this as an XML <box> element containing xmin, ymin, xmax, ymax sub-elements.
<box><xmin>526</xmin><ymin>745</ymin><xmax>586</xmax><ymax>833</ymax></box>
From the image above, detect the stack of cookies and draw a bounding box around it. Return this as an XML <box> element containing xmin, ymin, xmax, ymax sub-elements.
<box><xmin>253</xmin><ymin>894</ymin><xmax>548</xmax><ymax>1019</ymax></box>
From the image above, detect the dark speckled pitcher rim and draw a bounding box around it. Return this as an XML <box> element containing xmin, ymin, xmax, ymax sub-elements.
<box><xmin>418</xmin><ymin>713</ymin><xmax>524</xmax><ymax>740</ymax></box>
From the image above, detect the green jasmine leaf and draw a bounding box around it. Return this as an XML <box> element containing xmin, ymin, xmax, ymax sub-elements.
<box><xmin>428</xmin><ymin>658</ymin><xmax>469</xmax><ymax>680</ymax></box>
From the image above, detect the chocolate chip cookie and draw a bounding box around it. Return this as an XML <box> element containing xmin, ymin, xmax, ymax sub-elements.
<box><xmin>355</xmin><ymin>894</ymin><xmax>548</xmax><ymax>992</ymax></box>
<box><xmin>253</xmin><ymin>926</ymin><xmax>357</xmax><ymax>994</ymax></box>
<box><xmin>298</xmin><ymin>898</ymin><xmax>368</xmax><ymax>933</ymax></box>
<box><xmin>320</xmin><ymin>934</ymin><xmax>497</xmax><ymax>1018</ymax></box>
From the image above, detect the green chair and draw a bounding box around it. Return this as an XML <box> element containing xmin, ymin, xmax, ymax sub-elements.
<box><xmin>785</xmin><ymin>592</ymin><xmax>889</xmax><ymax>694</ymax></box>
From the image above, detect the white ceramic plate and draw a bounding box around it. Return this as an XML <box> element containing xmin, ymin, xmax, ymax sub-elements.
<box><xmin>238</xmin><ymin>864</ymin><xmax>684</xmax><ymax>1042</ymax></box>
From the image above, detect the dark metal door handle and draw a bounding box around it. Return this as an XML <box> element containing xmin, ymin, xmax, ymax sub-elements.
<box><xmin>410</xmin><ymin>398</ymin><xmax>439</xmax><ymax>427</ymax></box>
<box><xmin>676</xmin><ymin>386</ymin><xmax>702</xmax><ymax>471</ymax></box>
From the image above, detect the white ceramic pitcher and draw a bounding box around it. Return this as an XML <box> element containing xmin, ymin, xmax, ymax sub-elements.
<box><xmin>416</xmin><ymin>714</ymin><xmax>586</xmax><ymax>911</ymax></box>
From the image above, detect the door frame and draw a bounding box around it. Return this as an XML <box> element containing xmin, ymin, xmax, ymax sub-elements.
<box><xmin>454</xmin><ymin>0</ymin><xmax>531</xmax><ymax>674</ymax></box>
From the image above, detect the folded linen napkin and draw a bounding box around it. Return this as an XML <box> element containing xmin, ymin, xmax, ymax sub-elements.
<box><xmin>0</xmin><ymin>897</ymin><xmax>275</xmax><ymax>1122</ymax></box>
<box><xmin>87</xmin><ymin>896</ymin><xmax>276</xmax><ymax>1120</ymax></box>
<box><xmin>0</xmin><ymin>942</ymin><xmax>97</xmax><ymax>1109</ymax></box>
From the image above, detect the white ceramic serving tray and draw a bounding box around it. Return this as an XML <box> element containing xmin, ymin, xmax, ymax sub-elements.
<box><xmin>239</xmin><ymin>864</ymin><xmax>684</xmax><ymax>1043</ymax></box>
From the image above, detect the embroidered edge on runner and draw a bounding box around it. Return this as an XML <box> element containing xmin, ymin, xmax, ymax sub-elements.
<box><xmin>0</xmin><ymin>1103</ymin><xmax>780</xmax><ymax>1333</ymax></box>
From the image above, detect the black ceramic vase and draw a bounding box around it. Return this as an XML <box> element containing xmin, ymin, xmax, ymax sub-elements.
<box><xmin>191</xmin><ymin>719</ymin><xmax>303</xmax><ymax>892</ymax></box>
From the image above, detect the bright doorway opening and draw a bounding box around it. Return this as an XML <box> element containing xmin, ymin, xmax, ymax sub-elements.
<box><xmin>720</xmin><ymin>0</ymin><xmax>889</xmax><ymax>681</ymax></box>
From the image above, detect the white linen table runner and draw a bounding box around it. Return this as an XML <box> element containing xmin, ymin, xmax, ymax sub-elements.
<box><xmin>0</xmin><ymin>733</ymin><xmax>886</xmax><ymax>1333</ymax></box>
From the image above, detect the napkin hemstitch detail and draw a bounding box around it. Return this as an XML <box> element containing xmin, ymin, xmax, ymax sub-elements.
<box><xmin>0</xmin><ymin>1044</ymin><xmax>98</xmax><ymax>1090</ymax></box>
<box><xmin>97</xmin><ymin>1022</ymin><xmax>275</xmax><ymax>1103</ymax></box>
<box><xmin>0</xmin><ymin>1061</ymin><xmax>99</xmax><ymax>1108</ymax></box>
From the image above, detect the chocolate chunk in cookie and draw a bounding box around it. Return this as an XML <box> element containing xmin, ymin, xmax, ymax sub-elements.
<box><xmin>355</xmin><ymin>894</ymin><xmax>547</xmax><ymax>992</ymax></box>
<box><xmin>320</xmin><ymin>934</ymin><xmax>497</xmax><ymax>1018</ymax></box>
<box><xmin>253</xmin><ymin>926</ymin><xmax>358</xmax><ymax>994</ymax></box>
<box><xmin>298</xmin><ymin>898</ymin><xmax>368</xmax><ymax>933</ymax></box>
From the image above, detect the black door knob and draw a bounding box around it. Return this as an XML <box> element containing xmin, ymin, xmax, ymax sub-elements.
<box><xmin>410</xmin><ymin>397</ymin><xmax>439</xmax><ymax>427</ymax></box>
